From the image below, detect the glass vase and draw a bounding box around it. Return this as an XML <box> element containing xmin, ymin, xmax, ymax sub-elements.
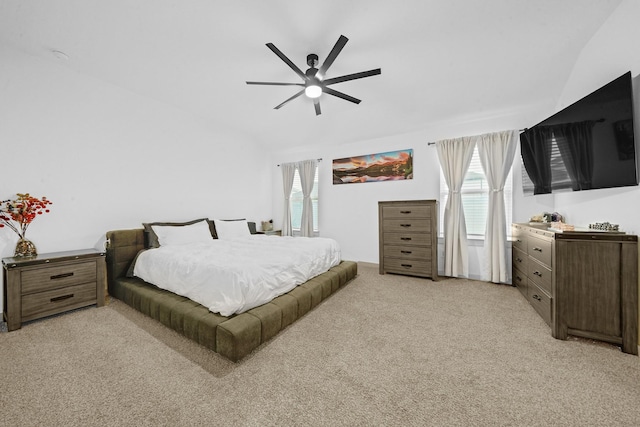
<box><xmin>14</xmin><ymin>238</ymin><xmax>37</xmax><ymax>257</ymax></box>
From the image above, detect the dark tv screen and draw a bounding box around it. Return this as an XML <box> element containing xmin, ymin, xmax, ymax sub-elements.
<box><xmin>520</xmin><ymin>72</ymin><xmax>638</xmax><ymax>195</ymax></box>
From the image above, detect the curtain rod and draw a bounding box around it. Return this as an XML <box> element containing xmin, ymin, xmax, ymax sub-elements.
<box><xmin>427</xmin><ymin>129</ymin><xmax>527</xmax><ymax>146</ymax></box>
<box><xmin>277</xmin><ymin>158</ymin><xmax>322</xmax><ymax>167</ymax></box>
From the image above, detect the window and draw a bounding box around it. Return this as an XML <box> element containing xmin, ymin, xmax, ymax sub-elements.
<box><xmin>439</xmin><ymin>146</ymin><xmax>513</xmax><ymax>237</ymax></box>
<box><xmin>290</xmin><ymin>168</ymin><xmax>319</xmax><ymax>232</ymax></box>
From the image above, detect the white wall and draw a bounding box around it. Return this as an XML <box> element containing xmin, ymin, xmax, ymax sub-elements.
<box><xmin>512</xmin><ymin>0</ymin><xmax>640</xmax><ymax>232</ymax></box>
<box><xmin>0</xmin><ymin>45</ymin><xmax>272</xmax><ymax>313</ymax></box>
<box><xmin>271</xmin><ymin>106</ymin><xmax>543</xmax><ymax>279</ymax></box>
<box><xmin>551</xmin><ymin>0</ymin><xmax>640</xmax><ymax>234</ymax></box>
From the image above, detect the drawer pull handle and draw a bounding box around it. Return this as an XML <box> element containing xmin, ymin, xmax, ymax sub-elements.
<box><xmin>401</xmin><ymin>251</ymin><xmax>412</xmax><ymax>254</ymax></box>
<box><xmin>533</xmin><ymin>247</ymin><xmax>542</xmax><ymax>252</ymax></box>
<box><xmin>516</xmin><ymin>257</ymin><xmax>522</xmax><ymax>262</ymax></box>
<box><xmin>533</xmin><ymin>271</ymin><xmax>542</xmax><ymax>277</ymax></box>
<box><xmin>400</xmin><ymin>237</ymin><xmax>412</xmax><ymax>241</ymax></box>
<box><xmin>400</xmin><ymin>224</ymin><xmax>412</xmax><ymax>227</ymax></box>
<box><xmin>400</xmin><ymin>211</ymin><xmax>412</xmax><ymax>214</ymax></box>
<box><xmin>51</xmin><ymin>294</ymin><xmax>74</xmax><ymax>302</ymax></box>
<box><xmin>401</xmin><ymin>264</ymin><xmax>413</xmax><ymax>268</ymax></box>
<box><xmin>51</xmin><ymin>272</ymin><xmax>74</xmax><ymax>280</ymax></box>
<box><xmin>532</xmin><ymin>294</ymin><xmax>542</xmax><ymax>301</ymax></box>
<box><xmin>515</xmin><ymin>275</ymin><xmax>522</xmax><ymax>282</ymax></box>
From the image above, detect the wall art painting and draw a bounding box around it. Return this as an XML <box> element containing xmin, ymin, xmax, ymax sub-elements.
<box><xmin>332</xmin><ymin>149</ymin><xmax>413</xmax><ymax>184</ymax></box>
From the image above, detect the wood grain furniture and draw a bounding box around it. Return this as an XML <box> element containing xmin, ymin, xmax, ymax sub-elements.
<box><xmin>512</xmin><ymin>223</ymin><xmax>638</xmax><ymax>355</ymax></box>
<box><xmin>106</xmin><ymin>228</ymin><xmax>357</xmax><ymax>362</ymax></box>
<box><xmin>2</xmin><ymin>249</ymin><xmax>106</xmax><ymax>331</ymax></box>
<box><xmin>378</xmin><ymin>200</ymin><xmax>438</xmax><ymax>280</ymax></box>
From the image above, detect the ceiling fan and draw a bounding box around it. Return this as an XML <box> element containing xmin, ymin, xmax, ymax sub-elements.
<box><xmin>246</xmin><ymin>35</ymin><xmax>381</xmax><ymax>116</ymax></box>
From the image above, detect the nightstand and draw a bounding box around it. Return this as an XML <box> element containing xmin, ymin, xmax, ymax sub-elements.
<box><xmin>2</xmin><ymin>249</ymin><xmax>106</xmax><ymax>331</ymax></box>
<box><xmin>264</xmin><ymin>229</ymin><xmax>282</xmax><ymax>236</ymax></box>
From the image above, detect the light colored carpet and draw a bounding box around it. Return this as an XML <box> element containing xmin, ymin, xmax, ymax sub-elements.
<box><xmin>1</xmin><ymin>263</ymin><xmax>639</xmax><ymax>426</ymax></box>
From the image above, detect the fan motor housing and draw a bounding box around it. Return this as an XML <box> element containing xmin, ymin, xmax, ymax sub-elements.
<box><xmin>306</xmin><ymin>53</ymin><xmax>318</xmax><ymax>67</ymax></box>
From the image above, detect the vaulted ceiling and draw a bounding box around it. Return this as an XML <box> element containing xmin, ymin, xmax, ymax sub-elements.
<box><xmin>0</xmin><ymin>0</ymin><xmax>623</xmax><ymax>150</ymax></box>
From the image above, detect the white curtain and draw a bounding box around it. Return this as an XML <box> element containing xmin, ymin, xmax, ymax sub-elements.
<box><xmin>298</xmin><ymin>159</ymin><xmax>317</xmax><ymax>237</ymax></box>
<box><xmin>436</xmin><ymin>137</ymin><xmax>477</xmax><ymax>278</ymax></box>
<box><xmin>281</xmin><ymin>162</ymin><xmax>296</xmax><ymax>237</ymax></box>
<box><xmin>477</xmin><ymin>130</ymin><xmax>518</xmax><ymax>283</ymax></box>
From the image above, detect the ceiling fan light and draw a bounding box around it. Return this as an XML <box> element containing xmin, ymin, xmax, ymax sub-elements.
<box><xmin>305</xmin><ymin>85</ymin><xmax>322</xmax><ymax>99</ymax></box>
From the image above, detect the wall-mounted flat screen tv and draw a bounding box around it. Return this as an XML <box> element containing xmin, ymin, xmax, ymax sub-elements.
<box><xmin>520</xmin><ymin>72</ymin><xmax>638</xmax><ymax>195</ymax></box>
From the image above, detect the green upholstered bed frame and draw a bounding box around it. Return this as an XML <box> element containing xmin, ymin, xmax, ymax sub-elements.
<box><xmin>105</xmin><ymin>228</ymin><xmax>357</xmax><ymax>362</ymax></box>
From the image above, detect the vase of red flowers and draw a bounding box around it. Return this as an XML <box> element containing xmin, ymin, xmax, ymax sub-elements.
<box><xmin>0</xmin><ymin>193</ymin><xmax>53</xmax><ymax>257</ymax></box>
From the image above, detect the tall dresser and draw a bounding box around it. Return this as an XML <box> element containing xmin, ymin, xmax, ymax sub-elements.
<box><xmin>512</xmin><ymin>223</ymin><xmax>638</xmax><ymax>355</ymax></box>
<box><xmin>378</xmin><ymin>200</ymin><xmax>438</xmax><ymax>280</ymax></box>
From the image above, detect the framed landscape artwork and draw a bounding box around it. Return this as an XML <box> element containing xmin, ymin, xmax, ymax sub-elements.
<box><xmin>332</xmin><ymin>149</ymin><xmax>413</xmax><ymax>184</ymax></box>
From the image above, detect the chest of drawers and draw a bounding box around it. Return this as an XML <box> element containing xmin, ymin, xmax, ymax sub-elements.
<box><xmin>2</xmin><ymin>249</ymin><xmax>106</xmax><ymax>331</ymax></box>
<box><xmin>512</xmin><ymin>223</ymin><xmax>638</xmax><ymax>355</ymax></box>
<box><xmin>378</xmin><ymin>200</ymin><xmax>438</xmax><ymax>280</ymax></box>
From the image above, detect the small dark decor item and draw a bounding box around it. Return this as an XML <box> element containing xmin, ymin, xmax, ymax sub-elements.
<box><xmin>0</xmin><ymin>193</ymin><xmax>53</xmax><ymax>257</ymax></box>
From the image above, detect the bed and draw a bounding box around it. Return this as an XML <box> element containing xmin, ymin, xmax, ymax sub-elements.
<box><xmin>105</xmin><ymin>220</ymin><xmax>357</xmax><ymax>362</ymax></box>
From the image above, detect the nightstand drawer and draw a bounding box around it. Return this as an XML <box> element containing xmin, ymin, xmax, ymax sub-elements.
<box><xmin>382</xmin><ymin>205</ymin><xmax>432</xmax><ymax>219</ymax></box>
<box><xmin>382</xmin><ymin>219</ymin><xmax>431</xmax><ymax>233</ymax></box>
<box><xmin>383</xmin><ymin>258</ymin><xmax>431</xmax><ymax>275</ymax></box>
<box><xmin>383</xmin><ymin>245</ymin><xmax>430</xmax><ymax>260</ymax></box>
<box><xmin>22</xmin><ymin>282</ymin><xmax>97</xmax><ymax>322</ymax></box>
<box><xmin>21</xmin><ymin>261</ymin><xmax>97</xmax><ymax>294</ymax></box>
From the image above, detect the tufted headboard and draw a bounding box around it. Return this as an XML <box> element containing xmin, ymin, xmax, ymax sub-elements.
<box><xmin>105</xmin><ymin>221</ymin><xmax>258</xmax><ymax>295</ymax></box>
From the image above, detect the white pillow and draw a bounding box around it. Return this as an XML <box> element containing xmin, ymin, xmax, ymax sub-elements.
<box><xmin>151</xmin><ymin>220</ymin><xmax>213</xmax><ymax>246</ymax></box>
<box><xmin>214</xmin><ymin>219</ymin><xmax>251</xmax><ymax>239</ymax></box>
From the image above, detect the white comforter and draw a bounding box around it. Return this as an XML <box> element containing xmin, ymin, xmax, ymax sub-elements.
<box><xmin>133</xmin><ymin>235</ymin><xmax>341</xmax><ymax>316</ymax></box>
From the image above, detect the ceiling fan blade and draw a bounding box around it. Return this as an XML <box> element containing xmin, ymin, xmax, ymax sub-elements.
<box><xmin>316</xmin><ymin>35</ymin><xmax>348</xmax><ymax>80</ymax></box>
<box><xmin>323</xmin><ymin>68</ymin><xmax>381</xmax><ymax>86</ymax></box>
<box><xmin>246</xmin><ymin>81</ymin><xmax>304</xmax><ymax>86</ymax></box>
<box><xmin>274</xmin><ymin>89</ymin><xmax>305</xmax><ymax>110</ymax></box>
<box><xmin>266</xmin><ymin>43</ymin><xmax>307</xmax><ymax>81</ymax></box>
<box><xmin>323</xmin><ymin>87</ymin><xmax>361</xmax><ymax>104</ymax></box>
<box><xmin>314</xmin><ymin>99</ymin><xmax>321</xmax><ymax>116</ymax></box>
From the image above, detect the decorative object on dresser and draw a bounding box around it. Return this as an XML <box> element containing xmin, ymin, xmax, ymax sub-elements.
<box><xmin>0</xmin><ymin>193</ymin><xmax>53</xmax><ymax>257</ymax></box>
<box><xmin>378</xmin><ymin>200</ymin><xmax>438</xmax><ymax>280</ymax></box>
<box><xmin>512</xmin><ymin>223</ymin><xmax>638</xmax><ymax>355</ymax></box>
<box><xmin>2</xmin><ymin>249</ymin><xmax>107</xmax><ymax>331</ymax></box>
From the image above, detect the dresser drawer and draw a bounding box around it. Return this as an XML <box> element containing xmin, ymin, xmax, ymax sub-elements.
<box><xmin>383</xmin><ymin>245</ymin><xmax>430</xmax><ymax>260</ymax></box>
<box><xmin>383</xmin><ymin>258</ymin><xmax>431</xmax><ymax>275</ymax></box>
<box><xmin>528</xmin><ymin>281</ymin><xmax>551</xmax><ymax>326</ymax></box>
<box><xmin>527</xmin><ymin>235</ymin><xmax>552</xmax><ymax>267</ymax></box>
<box><xmin>382</xmin><ymin>219</ymin><xmax>431</xmax><ymax>233</ymax></box>
<box><xmin>382</xmin><ymin>204</ymin><xmax>432</xmax><ymax>219</ymax></box>
<box><xmin>22</xmin><ymin>282</ymin><xmax>97</xmax><ymax>322</ymax></box>
<box><xmin>528</xmin><ymin>258</ymin><xmax>552</xmax><ymax>294</ymax></box>
<box><xmin>382</xmin><ymin>232</ymin><xmax>431</xmax><ymax>246</ymax></box>
<box><xmin>512</xmin><ymin>246</ymin><xmax>528</xmax><ymax>273</ymax></box>
<box><xmin>21</xmin><ymin>261</ymin><xmax>97</xmax><ymax>295</ymax></box>
<box><xmin>512</xmin><ymin>267</ymin><xmax>528</xmax><ymax>299</ymax></box>
<box><xmin>512</xmin><ymin>226</ymin><xmax>527</xmax><ymax>252</ymax></box>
